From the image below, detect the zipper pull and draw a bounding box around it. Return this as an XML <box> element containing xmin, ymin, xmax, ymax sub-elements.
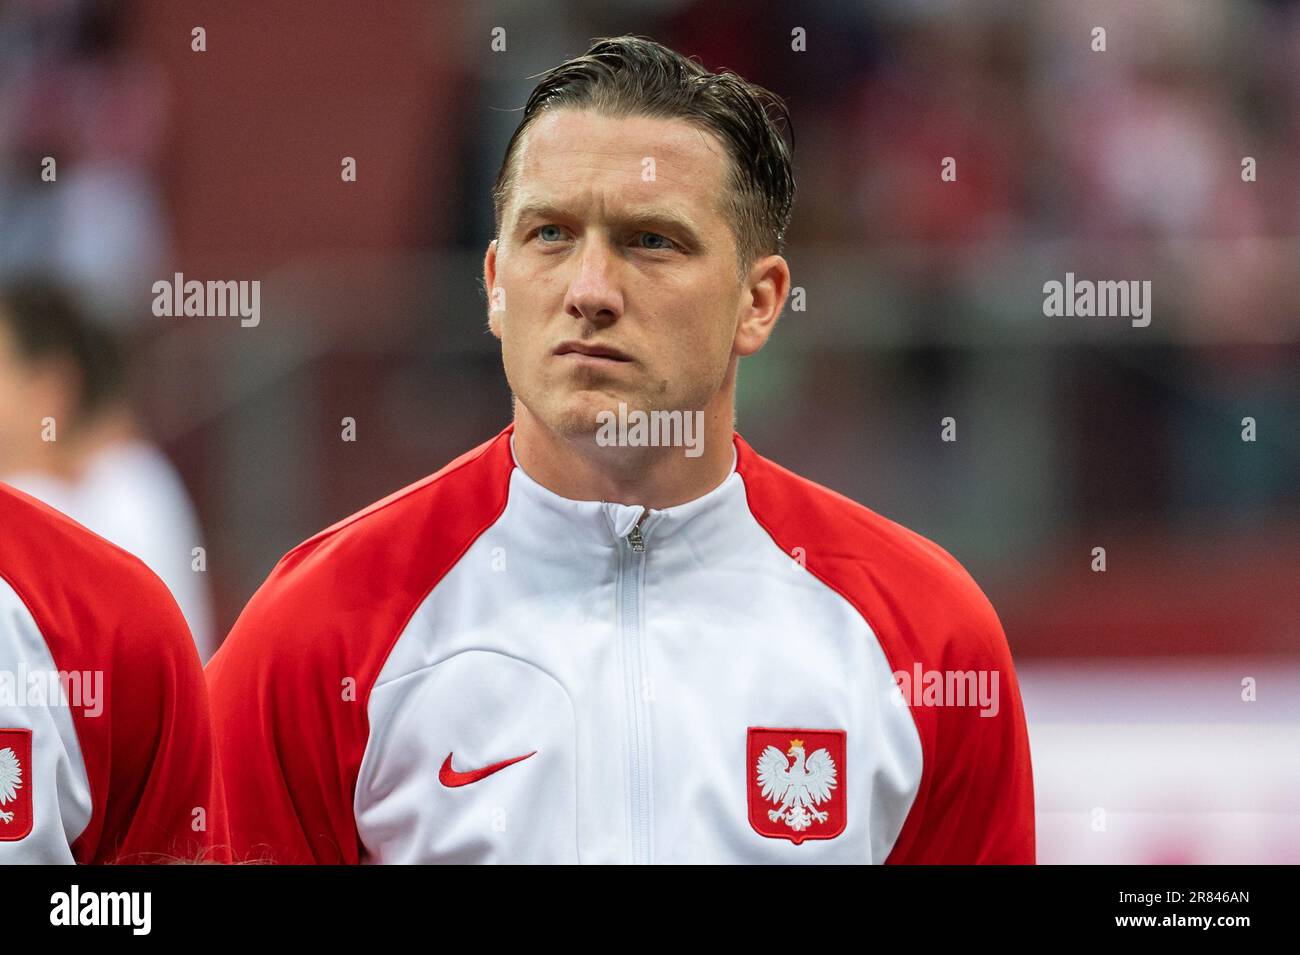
<box><xmin>626</xmin><ymin>509</ymin><xmax>648</xmax><ymax>552</ymax></box>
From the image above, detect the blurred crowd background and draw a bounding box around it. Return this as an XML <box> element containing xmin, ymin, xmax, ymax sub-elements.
<box><xmin>0</xmin><ymin>0</ymin><xmax>1296</xmax><ymax>863</ymax></box>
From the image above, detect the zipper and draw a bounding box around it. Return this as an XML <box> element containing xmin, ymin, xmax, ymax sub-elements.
<box><xmin>620</xmin><ymin>508</ymin><xmax>652</xmax><ymax>863</ymax></box>
<box><xmin>627</xmin><ymin>521</ymin><xmax>645</xmax><ymax>553</ymax></box>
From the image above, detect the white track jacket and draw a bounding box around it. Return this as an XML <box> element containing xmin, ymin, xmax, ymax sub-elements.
<box><xmin>208</xmin><ymin>424</ymin><xmax>1034</xmax><ymax>864</ymax></box>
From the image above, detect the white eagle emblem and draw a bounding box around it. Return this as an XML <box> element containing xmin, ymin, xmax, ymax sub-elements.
<box><xmin>755</xmin><ymin>738</ymin><xmax>837</xmax><ymax>832</ymax></box>
<box><xmin>0</xmin><ymin>746</ymin><xmax>22</xmax><ymax>824</ymax></box>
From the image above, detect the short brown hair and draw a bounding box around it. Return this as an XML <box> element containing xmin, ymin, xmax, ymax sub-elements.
<box><xmin>0</xmin><ymin>276</ymin><xmax>124</xmax><ymax>419</ymax></box>
<box><xmin>491</xmin><ymin>36</ymin><xmax>795</xmax><ymax>276</ymax></box>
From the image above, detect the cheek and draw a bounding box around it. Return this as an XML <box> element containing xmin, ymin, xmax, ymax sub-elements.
<box><xmin>648</xmin><ymin>303</ymin><xmax>733</xmax><ymax>398</ymax></box>
<box><xmin>498</xmin><ymin>267</ymin><xmax>553</xmax><ymax>338</ymax></box>
<box><xmin>494</xmin><ymin>284</ymin><xmax>543</xmax><ymax>389</ymax></box>
<box><xmin>678</xmin><ymin>295</ymin><xmax>737</xmax><ymax>368</ymax></box>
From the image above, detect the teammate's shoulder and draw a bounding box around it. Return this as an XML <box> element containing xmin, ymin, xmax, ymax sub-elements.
<box><xmin>0</xmin><ymin>481</ymin><xmax>190</xmax><ymax>665</ymax></box>
<box><xmin>734</xmin><ymin>434</ymin><xmax>1003</xmax><ymax>650</ymax></box>
<box><xmin>0</xmin><ymin>480</ymin><xmax>181</xmax><ymax>612</ymax></box>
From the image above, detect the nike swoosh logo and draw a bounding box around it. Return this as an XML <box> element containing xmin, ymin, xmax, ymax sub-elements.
<box><xmin>439</xmin><ymin>750</ymin><xmax>537</xmax><ymax>787</ymax></box>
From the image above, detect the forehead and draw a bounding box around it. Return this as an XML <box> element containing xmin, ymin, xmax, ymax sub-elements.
<box><xmin>507</xmin><ymin>108</ymin><xmax>731</xmax><ymax>226</ymax></box>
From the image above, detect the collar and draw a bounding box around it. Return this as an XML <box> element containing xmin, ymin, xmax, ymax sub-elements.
<box><xmin>506</xmin><ymin>432</ymin><xmax>744</xmax><ymax>549</ymax></box>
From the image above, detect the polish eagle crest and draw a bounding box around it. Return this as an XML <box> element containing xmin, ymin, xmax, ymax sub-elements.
<box><xmin>755</xmin><ymin>737</ymin><xmax>837</xmax><ymax>832</ymax></box>
<box><xmin>0</xmin><ymin>746</ymin><xmax>23</xmax><ymax>824</ymax></box>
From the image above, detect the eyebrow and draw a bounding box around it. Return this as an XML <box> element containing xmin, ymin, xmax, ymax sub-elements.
<box><xmin>511</xmin><ymin>201</ymin><xmax>706</xmax><ymax>250</ymax></box>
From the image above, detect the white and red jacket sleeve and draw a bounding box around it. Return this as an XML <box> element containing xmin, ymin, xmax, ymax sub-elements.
<box><xmin>205</xmin><ymin>436</ymin><xmax>511</xmax><ymax>864</ymax></box>
<box><xmin>738</xmin><ymin>443</ymin><xmax>1036</xmax><ymax>863</ymax></box>
<box><xmin>0</xmin><ymin>483</ymin><xmax>228</xmax><ymax>864</ymax></box>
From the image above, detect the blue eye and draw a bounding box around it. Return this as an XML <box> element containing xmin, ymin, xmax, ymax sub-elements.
<box><xmin>637</xmin><ymin>232</ymin><xmax>675</xmax><ymax>251</ymax></box>
<box><xmin>537</xmin><ymin>225</ymin><xmax>565</xmax><ymax>242</ymax></box>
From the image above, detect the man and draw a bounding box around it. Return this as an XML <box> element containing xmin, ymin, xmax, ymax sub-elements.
<box><xmin>0</xmin><ymin>279</ymin><xmax>217</xmax><ymax>662</ymax></box>
<box><xmin>0</xmin><ymin>482</ymin><xmax>226</xmax><ymax>863</ymax></box>
<box><xmin>208</xmin><ymin>36</ymin><xmax>1034</xmax><ymax>864</ymax></box>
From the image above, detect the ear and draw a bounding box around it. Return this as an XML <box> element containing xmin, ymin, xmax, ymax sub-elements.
<box><xmin>733</xmin><ymin>254</ymin><xmax>790</xmax><ymax>357</ymax></box>
<box><xmin>484</xmin><ymin>239</ymin><xmax>503</xmax><ymax>339</ymax></box>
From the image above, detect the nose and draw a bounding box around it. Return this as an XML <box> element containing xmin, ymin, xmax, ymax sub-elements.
<box><xmin>563</xmin><ymin>236</ymin><xmax>623</xmax><ymax>327</ymax></box>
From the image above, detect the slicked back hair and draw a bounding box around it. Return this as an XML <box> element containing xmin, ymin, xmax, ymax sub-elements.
<box><xmin>492</xmin><ymin>36</ymin><xmax>795</xmax><ymax>279</ymax></box>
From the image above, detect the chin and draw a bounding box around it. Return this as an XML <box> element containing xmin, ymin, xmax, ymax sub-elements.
<box><xmin>531</xmin><ymin>389</ymin><xmax>626</xmax><ymax>438</ymax></box>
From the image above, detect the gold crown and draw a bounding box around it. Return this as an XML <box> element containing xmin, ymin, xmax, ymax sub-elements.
<box><xmin>787</xmin><ymin>738</ymin><xmax>804</xmax><ymax>752</ymax></box>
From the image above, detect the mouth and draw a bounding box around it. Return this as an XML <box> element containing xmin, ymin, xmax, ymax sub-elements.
<box><xmin>553</xmin><ymin>341</ymin><xmax>633</xmax><ymax>363</ymax></box>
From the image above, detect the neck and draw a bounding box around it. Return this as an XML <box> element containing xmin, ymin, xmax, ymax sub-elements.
<box><xmin>512</xmin><ymin>395</ymin><xmax>736</xmax><ymax>510</ymax></box>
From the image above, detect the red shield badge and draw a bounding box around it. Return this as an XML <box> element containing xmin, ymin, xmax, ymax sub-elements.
<box><xmin>0</xmin><ymin>729</ymin><xmax>32</xmax><ymax>841</ymax></box>
<box><xmin>747</xmin><ymin>727</ymin><xmax>846</xmax><ymax>844</ymax></box>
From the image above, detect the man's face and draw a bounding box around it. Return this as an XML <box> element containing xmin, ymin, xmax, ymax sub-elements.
<box><xmin>485</xmin><ymin>108</ymin><xmax>761</xmax><ymax>439</ymax></box>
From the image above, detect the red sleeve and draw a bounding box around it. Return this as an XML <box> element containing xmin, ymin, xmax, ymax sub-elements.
<box><xmin>884</xmin><ymin>603</ymin><xmax>1036</xmax><ymax>864</ymax></box>
<box><xmin>0</xmin><ymin>483</ymin><xmax>228</xmax><ymax>864</ymax></box>
<box><xmin>735</xmin><ymin>435</ymin><xmax>1036</xmax><ymax>864</ymax></box>
<box><xmin>205</xmin><ymin>556</ymin><xmax>374</xmax><ymax>865</ymax></box>
<box><xmin>70</xmin><ymin>588</ymin><xmax>229</xmax><ymax>865</ymax></box>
